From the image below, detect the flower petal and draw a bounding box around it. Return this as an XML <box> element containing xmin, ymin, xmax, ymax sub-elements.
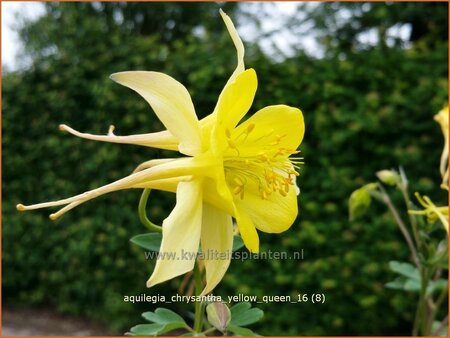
<box><xmin>220</xmin><ymin>9</ymin><xmax>245</xmax><ymax>85</ymax></box>
<box><xmin>17</xmin><ymin>157</ymin><xmax>207</xmax><ymax>219</ymax></box>
<box><xmin>214</xmin><ymin>69</ymin><xmax>257</xmax><ymax>141</ymax></box>
<box><xmin>198</xmin><ymin>10</ymin><xmax>246</xmax><ymax>149</ymax></box>
<box><xmin>200</xmin><ymin>203</ymin><xmax>233</xmax><ymax>295</ymax></box>
<box><xmin>202</xmin><ymin>177</ymin><xmax>235</xmax><ymax>216</ymax></box>
<box><xmin>110</xmin><ymin>71</ymin><xmax>201</xmax><ymax>156</ymax></box>
<box><xmin>231</xmin><ymin>105</ymin><xmax>304</xmax><ymax>158</ymax></box>
<box><xmin>146</xmin><ymin>180</ymin><xmax>203</xmax><ymax>288</ymax></box>
<box><xmin>235</xmin><ymin>208</ymin><xmax>259</xmax><ymax>253</ymax></box>
<box><xmin>234</xmin><ymin>184</ymin><xmax>298</xmax><ymax>234</ymax></box>
<box><xmin>59</xmin><ymin>124</ymin><xmax>178</xmax><ymax>151</ymax></box>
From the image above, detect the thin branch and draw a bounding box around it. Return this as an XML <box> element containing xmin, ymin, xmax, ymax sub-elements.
<box><xmin>378</xmin><ymin>185</ymin><xmax>421</xmax><ymax>269</ymax></box>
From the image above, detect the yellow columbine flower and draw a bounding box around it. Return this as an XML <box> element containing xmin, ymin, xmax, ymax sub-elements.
<box><xmin>434</xmin><ymin>106</ymin><xmax>449</xmax><ymax>190</ymax></box>
<box><xmin>16</xmin><ymin>10</ymin><xmax>304</xmax><ymax>295</ymax></box>
<box><xmin>409</xmin><ymin>193</ymin><xmax>448</xmax><ymax>233</ymax></box>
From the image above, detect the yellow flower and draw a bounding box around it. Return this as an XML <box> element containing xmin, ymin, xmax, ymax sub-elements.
<box><xmin>409</xmin><ymin>193</ymin><xmax>448</xmax><ymax>233</ymax></box>
<box><xmin>434</xmin><ymin>106</ymin><xmax>449</xmax><ymax>190</ymax></box>
<box><xmin>17</xmin><ymin>10</ymin><xmax>304</xmax><ymax>294</ymax></box>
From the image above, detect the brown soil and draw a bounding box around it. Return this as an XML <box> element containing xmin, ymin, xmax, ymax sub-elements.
<box><xmin>2</xmin><ymin>306</ymin><xmax>115</xmax><ymax>336</ymax></box>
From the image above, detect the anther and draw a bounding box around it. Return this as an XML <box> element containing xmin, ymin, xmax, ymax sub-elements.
<box><xmin>234</xmin><ymin>177</ymin><xmax>244</xmax><ymax>186</ymax></box>
<box><xmin>228</xmin><ymin>139</ymin><xmax>237</xmax><ymax>148</ymax></box>
<box><xmin>246</xmin><ymin>123</ymin><xmax>255</xmax><ymax>134</ymax></box>
<box><xmin>277</xmin><ymin>134</ymin><xmax>287</xmax><ymax>142</ymax></box>
<box><xmin>233</xmin><ymin>186</ymin><xmax>242</xmax><ymax>195</ymax></box>
<box><xmin>225</xmin><ymin>128</ymin><xmax>231</xmax><ymax>138</ymax></box>
<box><xmin>259</xmin><ymin>153</ymin><xmax>270</xmax><ymax>163</ymax></box>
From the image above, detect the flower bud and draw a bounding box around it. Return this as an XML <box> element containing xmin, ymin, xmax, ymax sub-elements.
<box><xmin>206</xmin><ymin>302</ymin><xmax>231</xmax><ymax>332</ymax></box>
<box><xmin>349</xmin><ymin>187</ymin><xmax>371</xmax><ymax>221</ymax></box>
<box><xmin>376</xmin><ymin>170</ymin><xmax>400</xmax><ymax>186</ymax></box>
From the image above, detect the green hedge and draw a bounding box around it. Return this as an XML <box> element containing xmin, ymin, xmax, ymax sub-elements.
<box><xmin>3</xmin><ymin>3</ymin><xmax>448</xmax><ymax>335</ymax></box>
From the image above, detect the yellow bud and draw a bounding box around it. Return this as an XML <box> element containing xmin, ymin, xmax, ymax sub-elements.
<box><xmin>376</xmin><ymin>170</ymin><xmax>400</xmax><ymax>186</ymax></box>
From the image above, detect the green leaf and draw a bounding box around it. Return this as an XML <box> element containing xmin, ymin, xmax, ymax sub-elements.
<box><xmin>227</xmin><ymin>325</ymin><xmax>259</xmax><ymax>336</ymax></box>
<box><xmin>232</xmin><ymin>235</ymin><xmax>245</xmax><ymax>251</ymax></box>
<box><xmin>388</xmin><ymin>261</ymin><xmax>420</xmax><ymax>280</ymax></box>
<box><xmin>230</xmin><ymin>302</ymin><xmax>251</xmax><ymax>316</ymax></box>
<box><xmin>158</xmin><ymin>322</ymin><xmax>189</xmax><ymax>335</ymax></box>
<box><xmin>349</xmin><ymin>187</ymin><xmax>371</xmax><ymax>221</ymax></box>
<box><xmin>128</xmin><ymin>323</ymin><xmax>165</xmax><ymax>336</ymax></box>
<box><xmin>142</xmin><ymin>307</ymin><xmax>187</xmax><ymax>324</ymax></box>
<box><xmin>385</xmin><ymin>278</ymin><xmax>407</xmax><ymax>290</ymax></box>
<box><xmin>403</xmin><ymin>278</ymin><xmax>421</xmax><ymax>291</ymax></box>
<box><xmin>130</xmin><ymin>233</ymin><xmax>162</xmax><ymax>252</ymax></box>
<box><xmin>229</xmin><ymin>302</ymin><xmax>264</xmax><ymax>327</ymax></box>
<box><xmin>127</xmin><ymin>308</ymin><xmax>190</xmax><ymax>336</ymax></box>
<box><xmin>385</xmin><ymin>276</ymin><xmax>420</xmax><ymax>292</ymax></box>
<box><xmin>427</xmin><ymin>279</ymin><xmax>448</xmax><ymax>295</ymax></box>
<box><xmin>128</xmin><ymin>322</ymin><xmax>188</xmax><ymax>336</ymax></box>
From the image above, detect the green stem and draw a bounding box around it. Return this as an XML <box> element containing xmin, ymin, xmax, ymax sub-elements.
<box><xmin>138</xmin><ymin>189</ymin><xmax>162</xmax><ymax>232</ymax></box>
<box><xmin>414</xmin><ymin>267</ymin><xmax>431</xmax><ymax>335</ymax></box>
<box><xmin>202</xmin><ymin>327</ymin><xmax>217</xmax><ymax>335</ymax></box>
<box><xmin>193</xmin><ymin>261</ymin><xmax>204</xmax><ymax>333</ymax></box>
<box><xmin>377</xmin><ymin>185</ymin><xmax>421</xmax><ymax>269</ymax></box>
<box><xmin>398</xmin><ymin>181</ymin><xmax>421</xmax><ymax>252</ymax></box>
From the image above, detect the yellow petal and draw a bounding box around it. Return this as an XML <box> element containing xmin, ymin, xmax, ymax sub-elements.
<box><xmin>147</xmin><ymin>180</ymin><xmax>203</xmax><ymax>287</ymax></box>
<box><xmin>17</xmin><ymin>157</ymin><xmax>208</xmax><ymax>219</ymax></box>
<box><xmin>198</xmin><ymin>10</ymin><xmax>246</xmax><ymax>148</ymax></box>
<box><xmin>235</xmin><ymin>208</ymin><xmax>259</xmax><ymax>253</ymax></box>
<box><xmin>200</xmin><ymin>203</ymin><xmax>233</xmax><ymax>295</ymax></box>
<box><xmin>202</xmin><ymin>177</ymin><xmax>236</xmax><ymax>216</ymax></box>
<box><xmin>132</xmin><ymin>159</ymin><xmax>178</xmax><ymax>173</ymax></box>
<box><xmin>234</xmin><ymin>183</ymin><xmax>298</xmax><ymax>233</ymax></box>
<box><xmin>110</xmin><ymin>71</ymin><xmax>201</xmax><ymax>156</ymax></box>
<box><xmin>219</xmin><ymin>9</ymin><xmax>245</xmax><ymax>85</ymax></box>
<box><xmin>59</xmin><ymin>124</ymin><xmax>178</xmax><ymax>151</ymax></box>
<box><xmin>230</xmin><ymin>105</ymin><xmax>304</xmax><ymax>158</ymax></box>
<box><xmin>213</xmin><ymin>69</ymin><xmax>257</xmax><ymax>154</ymax></box>
<box><xmin>139</xmin><ymin>176</ymin><xmax>188</xmax><ymax>193</ymax></box>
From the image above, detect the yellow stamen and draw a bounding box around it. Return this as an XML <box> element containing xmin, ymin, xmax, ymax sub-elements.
<box><xmin>246</xmin><ymin>123</ymin><xmax>255</xmax><ymax>134</ymax></box>
<box><xmin>225</xmin><ymin>128</ymin><xmax>231</xmax><ymax>138</ymax></box>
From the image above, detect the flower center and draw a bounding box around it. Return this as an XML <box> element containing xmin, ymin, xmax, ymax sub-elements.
<box><xmin>223</xmin><ymin>124</ymin><xmax>303</xmax><ymax>200</ymax></box>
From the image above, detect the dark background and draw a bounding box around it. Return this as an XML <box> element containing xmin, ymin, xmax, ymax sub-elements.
<box><xmin>2</xmin><ymin>2</ymin><xmax>448</xmax><ymax>335</ymax></box>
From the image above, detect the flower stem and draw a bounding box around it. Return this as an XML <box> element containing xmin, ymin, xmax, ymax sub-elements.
<box><xmin>398</xmin><ymin>178</ymin><xmax>421</xmax><ymax>253</ymax></box>
<box><xmin>193</xmin><ymin>260</ymin><xmax>204</xmax><ymax>333</ymax></box>
<box><xmin>202</xmin><ymin>327</ymin><xmax>217</xmax><ymax>335</ymax></box>
<box><xmin>416</xmin><ymin>267</ymin><xmax>431</xmax><ymax>335</ymax></box>
<box><xmin>138</xmin><ymin>189</ymin><xmax>162</xmax><ymax>232</ymax></box>
<box><xmin>377</xmin><ymin>185</ymin><xmax>421</xmax><ymax>269</ymax></box>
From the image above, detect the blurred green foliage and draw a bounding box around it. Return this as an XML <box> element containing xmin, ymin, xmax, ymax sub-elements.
<box><xmin>3</xmin><ymin>2</ymin><xmax>448</xmax><ymax>335</ymax></box>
